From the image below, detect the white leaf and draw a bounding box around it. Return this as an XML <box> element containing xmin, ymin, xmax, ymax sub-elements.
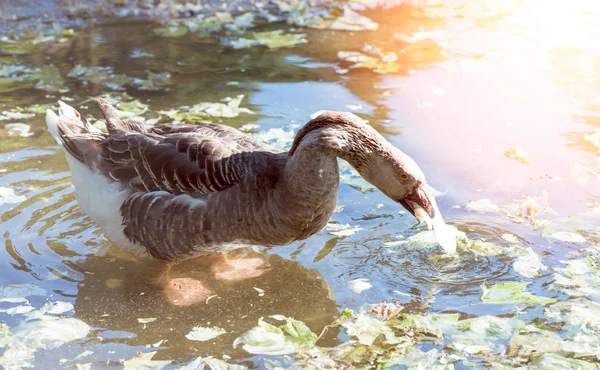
<box><xmin>185</xmin><ymin>326</ymin><xmax>226</xmax><ymax>342</ymax></box>
<box><xmin>0</xmin><ymin>188</ymin><xmax>27</xmax><ymax>206</ymax></box>
<box><xmin>465</xmin><ymin>199</ymin><xmax>500</xmax><ymax>213</ymax></box>
<box><xmin>348</xmin><ymin>278</ymin><xmax>372</xmax><ymax>294</ymax></box>
<box><xmin>123</xmin><ymin>351</ymin><xmax>172</xmax><ymax>370</ymax></box>
<box><xmin>12</xmin><ymin>318</ymin><xmax>90</xmax><ymax>351</ymax></box>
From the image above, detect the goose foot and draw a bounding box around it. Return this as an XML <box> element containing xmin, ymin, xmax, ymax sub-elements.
<box><xmin>149</xmin><ymin>262</ymin><xmax>213</xmax><ymax>305</ymax></box>
<box><xmin>162</xmin><ymin>277</ymin><xmax>212</xmax><ymax>306</ymax></box>
<box><xmin>211</xmin><ymin>253</ymin><xmax>271</xmax><ymax>281</ymax></box>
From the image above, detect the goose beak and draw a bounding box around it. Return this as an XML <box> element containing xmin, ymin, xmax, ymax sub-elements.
<box><xmin>398</xmin><ymin>186</ymin><xmax>435</xmax><ymax>219</ymax></box>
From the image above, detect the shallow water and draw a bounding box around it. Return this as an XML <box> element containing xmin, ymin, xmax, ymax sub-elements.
<box><xmin>1</xmin><ymin>0</ymin><xmax>600</xmax><ymax>368</ymax></box>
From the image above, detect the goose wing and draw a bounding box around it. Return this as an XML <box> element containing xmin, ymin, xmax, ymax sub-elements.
<box><xmin>99</xmin><ymin>123</ymin><xmax>281</xmax><ymax>195</ymax></box>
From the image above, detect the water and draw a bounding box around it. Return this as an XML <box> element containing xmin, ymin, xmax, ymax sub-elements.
<box><xmin>1</xmin><ymin>0</ymin><xmax>600</xmax><ymax>368</ymax></box>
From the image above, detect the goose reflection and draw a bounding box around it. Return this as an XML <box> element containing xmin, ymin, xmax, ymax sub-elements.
<box><xmin>72</xmin><ymin>247</ymin><xmax>337</xmax><ymax>362</ymax></box>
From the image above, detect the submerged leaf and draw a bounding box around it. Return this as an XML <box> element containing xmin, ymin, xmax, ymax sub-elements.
<box><xmin>4</xmin><ymin>123</ymin><xmax>33</xmax><ymax>137</ymax></box>
<box><xmin>12</xmin><ymin>318</ymin><xmax>90</xmax><ymax>351</ymax></box>
<box><xmin>179</xmin><ymin>356</ymin><xmax>246</xmax><ymax>370</ymax></box>
<box><xmin>0</xmin><ymin>284</ymin><xmax>45</xmax><ymax>303</ymax></box>
<box><xmin>185</xmin><ymin>326</ymin><xmax>226</xmax><ymax>342</ymax></box>
<box><xmin>348</xmin><ymin>278</ymin><xmax>372</xmax><ymax>294</ymax></box>
<box><xmin>481</xmin><ymin>282</ymin><xmax>555</xmax><ymax>305</ymax></box>
<box><xmin>123</xmin><ymin>351</ymin><xmax>172</xmax><ymax>370</ymax></box>
<box><xmin>68</xmin><ymin>65</ymin><xmax>133</xmax><ymax>90</ymax></box>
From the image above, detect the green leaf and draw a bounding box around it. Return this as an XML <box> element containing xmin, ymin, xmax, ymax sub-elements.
<box><xmin>233</xmin><ymin>316</ymin><xmax>316</xmax><ymax>355</ymax></box>
<box><xmin>531</xmin><ymin>354</ymin><xmax>600</xmax><ymax>369</ymax></box>
<box><xmin>185</xmin><ymin>326</ymin><xmax>226</xmax><ymax>341</ymax></box>
<box><xmin>396</xmin><ymin>313</ymin><xmax>459</xmax><ymax>338</ymax></box>
<box><xmin>343</xmin><ymin>313</ymin><xmax>400</xmax><ymax>346</ymax></box>
<box><xmin>481</xmin><ymin>282</ymin><xmax>555</xmax><ymax>305</ymax></box>
<box><xmin>63</xmin><ymin>29</ymin><xmax>77</xmax><ymax>37</ymax></box>
<box><xmin>118</xmin><ymin>100</ymin><xmax>148</xmax><ymax>114</ymax></box>
<box><xmin>153</xmin><ymin>26</ymin><xmax>188</xmax><ymax>38</ymax></box>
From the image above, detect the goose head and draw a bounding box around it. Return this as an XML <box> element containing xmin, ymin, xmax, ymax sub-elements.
<box><xmin>291</xmin><ymin>111</ymin><xmax>435</xmax><ymax>220</ymax></box>
<box><xmin>356</xmin><ymin>144</ymin><xmax>435</xmax><ymax>220</ymax></box>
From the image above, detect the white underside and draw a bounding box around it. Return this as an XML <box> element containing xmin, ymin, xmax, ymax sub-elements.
<box><xmin>65</xmin><ymin>155</ymin><xmax>147</xmax><ymax>254</ymax></box>
<box><xmin>46</xmin><ymin>108</ymin><xmax>146</xmax><ymax>254</ymax></box>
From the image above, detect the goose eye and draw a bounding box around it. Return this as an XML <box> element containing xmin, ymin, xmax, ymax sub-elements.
<box><xmin>400</xmin><ymin>174</ymin><xmax>409</xmax><ymax>181</ymax></box>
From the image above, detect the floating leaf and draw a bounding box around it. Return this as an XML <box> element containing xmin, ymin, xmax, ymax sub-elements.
<box><xmin>131</xmin><ymin>72</ymin><xmax>171</xmax><ymax>91</ymax></box>
<box><xmin>326</xmin><ymin>223</ymin><xmax>362</xmax><ymax>237</ymax></box>
<box><xmin>12</xmin><ymin>318</ymin><xmax>90</xmax><ymax>351</ymax></box>
<box><xmin>465</xmin><ymin>199</ymin><xmax>500</xmax><ymax>213</ymax></box>
<box><xmin>232</xmin><ymin>31</ymin><xmax>307</xmax><ymax>49</ymax></box>
<box><xmin>511</xmin><ymin>247</ymin><xmax>544</xmax><ymax>278</ymax></box>
<box><xmin>397</xmin><ymin>313</ymin><xmax>459</xmax><ymax>338</ymax></box>
<box><xmin>180</xmin><ymin>356</ymin><xmax>246</xmax><ymax>370</ymax></box>
<box><xmin>0</xmin><ymin>284</ymin><xmax>45</xmax><ymax>303</ymax></box>
<box><xmin>153</xmin><ymin>26</ymin><xmax>188</xmax><ymax>38</ymax></box>
<box><xmin>138</xmin><ymin>318</ymin><xmax>157</xmax><ymax>324</ymax></box>
<box><xmin>550</xmin><ymin>258</ymin><xmax>600</xmax><ymax>298</ymax></box>
<box><xmin>0</xmin><ymin>305</ymin><xmax>35</xmax><ymax>315</ymax></box>
<box><xmin>343</xmin><ymin>313</ymin><xmax>400</xmax><ymax>346</ymax></box>
<box><xmin>504</xmin><ymin>147</ymin><xmax>532</xmax><ymax>164</ymax></box>
<box><xmin>185</xmin><ymin>326</ymin><xmax>226</xmax><ymax>342</ymax></box>
<box><xmin>130</xmin><ymin>49</ymin><xmax>154</xmax><ymax>59</ymax></box>
<box><xmin>327</xmin><ymin>7</ymin><xmax>378</xmax><ymax>31</ymax></box>
<box><xmin>162</xmin><ymin>95</ymin><xmax>253</xmax><ymax>123</ymax></box>
<box><xmin>63</xmin><ymin>29</ymin><xmax>77</xmax><ymax>37</ymax></box>
<box><xmin>68</xmin><ymin>65</ymin><xmax>132</xmax><ymax>91</ymax></box>
<box><xmin>0</xmin><ymin>110</ymin><xmax>35</xmax><ymax>121</ymax></box>
<box><xmin>234</xmin><ymin>316</ymin><xmax>316</xmax><ymax>355</ymax></box>
<box><xmin>123</xmin><ymin>351</ymin><xmax>172</xmax><ymax>370</ymax></box>
<box><xmin>481</xmin><ymin>282</ymin><xmax>555</xmax><ymax>305</ymax></box>
<box><xmin>383</xmin><ymin>348</ymin><xmax>455</xmax><ymax>370</ymax></box>
<box><xmin>32</xmin><ymin>65</ymin><xmax>67</xmax><ymax>92</ymax></box>
<box><xmin>337</xmin><ymin>48</ymin><xmax>402</xmax><ymax>74</ymax></box>
<box><xmin>348</xmin><ymin>278</ymin><xmax>372</xmax><ymax>294</ymax></box>
<box><xmin>4</xmin><ymin>123</ymin><xmax>33</xmax><ymax>137</ymax></box>
<box><xmin>0</xmin><ymin>347</ymin><xmax>35</xmax><ymax>370</ymax></box>
<box><xmin>252</xmin><ymin>127</ymin><xmax>295</xmax><ymax>149</ymax></box>
<box><xmin>531</xmin><ymin>354</ymin><xmax>600</xmax><ymax>369</ymax></box>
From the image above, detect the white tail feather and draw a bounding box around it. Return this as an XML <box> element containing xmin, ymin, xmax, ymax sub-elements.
<box><xmin>45</xmin><ymin>109</ymin><xmax>63</xmax><ymax>145</ymax></box>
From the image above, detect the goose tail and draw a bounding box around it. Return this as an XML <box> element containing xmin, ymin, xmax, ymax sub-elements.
<box><xmin>46</xmin><ymin>100</ymin><xmax>101</xmax><ymax>145</ymax></box>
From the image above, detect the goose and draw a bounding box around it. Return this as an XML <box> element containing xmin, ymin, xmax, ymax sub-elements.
<box><xmin>46</xmin><ymin>99</ymin><xmax>437</xmax><ymax>264</ymax></box>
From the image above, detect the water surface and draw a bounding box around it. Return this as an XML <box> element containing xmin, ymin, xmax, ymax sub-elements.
<box><xmin>1</xmin><ymin>1</ymin><xmax>599</xmax><ymax>368</ymax></box>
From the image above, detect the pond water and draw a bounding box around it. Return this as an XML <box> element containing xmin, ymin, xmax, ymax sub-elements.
<box><xmin>1</xmin><ymin>0</ymin><xmax>600</xmax><ymax>368</ymax></box>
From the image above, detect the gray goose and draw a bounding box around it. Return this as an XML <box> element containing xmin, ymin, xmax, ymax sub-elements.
<box><xmin>46</xmin><ymin>99</ymin><xmax>435</xmax><ymax>262</ymax></box>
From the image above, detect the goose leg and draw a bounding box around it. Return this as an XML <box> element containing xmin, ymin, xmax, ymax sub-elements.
<box><xmin>210</xmin><ymin>252</ymin><xmax>272</xmax><ymax>281</ymax></box>
<box><xmin>149</xmin><ymin>261</ymin><xmax>173</xmax><ymax>290</ymax></box>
